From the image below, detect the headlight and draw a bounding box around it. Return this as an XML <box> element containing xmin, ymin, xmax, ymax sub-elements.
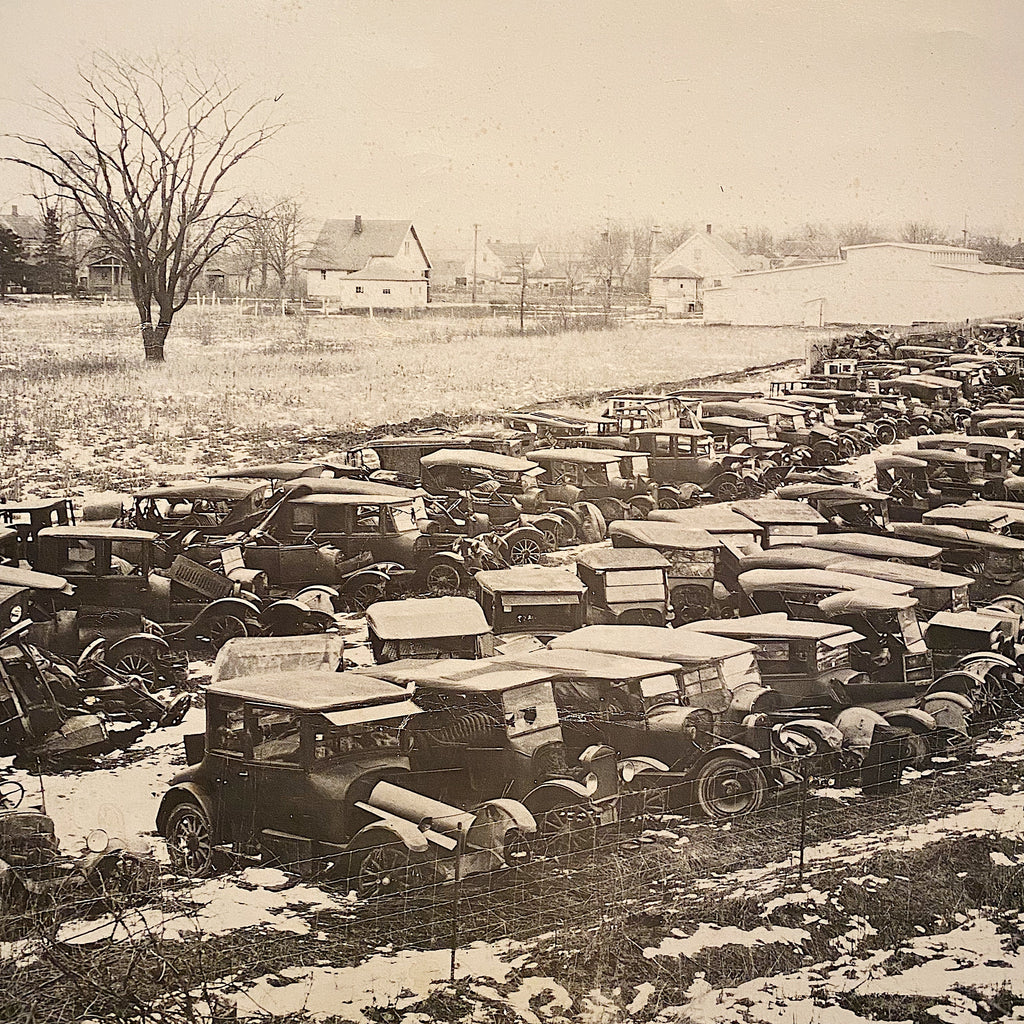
<box><xmin>9</xmin><ymin>605</ymin><xmax>22</xmax><ymax>624</ymax></box>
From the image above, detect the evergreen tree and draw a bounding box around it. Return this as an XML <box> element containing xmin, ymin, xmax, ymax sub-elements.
<box><xmin>0</xmin><ymin>228</ymin><xmax>26</xmax><ymax>298</ymax></box>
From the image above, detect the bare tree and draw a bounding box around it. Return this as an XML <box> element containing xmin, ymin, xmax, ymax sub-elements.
<box><xmin>252</xmin><ymin>196</ymin><xmax>310</xmax><ymax>297</ymax></box>
<box><xmin>587</xmin><ymin>222</ymin><xmax>633</xmax><ymax>316</ymax></box>
<box><xmin>6</xmin><ymin>54</ymin><xmax>282</xmax><ymax>360</ymax></box>
<box><xmin>900</xmin><ymin>221</ymin><xmax>949</xmax><ymax>245</ymax></box>
<box><xmin>834</xmin><ymin>221</ymin><xmax>887</xmax><ymax>247</ymax></box>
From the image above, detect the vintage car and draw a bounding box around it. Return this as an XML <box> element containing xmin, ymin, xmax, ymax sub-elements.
<box><xmin>730</xmin><ymin>499</ymin><xmax>827</xmax><ymax>548</ymax></box>
<box><xmin>157</xmin><ymin>671</ymin><xmax>535</xmax><ymax>891</ymax></box>
<box><xmin>890</xmin><ymin>522</ymin><xmax>1024</xmax><ymax>600</ymax></box>
<box><xmin>368</xmin><ymin>659</ymin><xmax>625</xmax><ymax>841</ymax></box>
<box><xmin>921</xmin><ymin>504</ymin><xmax>1014</xmax><ymax>535</ymax></box>
<box><xmin>474</xmin><ymin>567</ymin><xmax>586</xmax><ymax>650</ymax></box>
<box><xmin>528</xmin><ymin>447</ymin><xmax>658</xmax><ymax>522</ymax></box>
<box><xmin>365</xmin><ymin>596</ymin><xmax>494</xmax><ymax>663</ymax></box>
<box><xmin>116</xmin><ymin>480</ymin><xmax>263</xmax><ymax>547</ymax></box>
<box><xmin>0</xmin><ymin>497</ymin><xmax>76</xmax><ymax>562</ymax></box>
<box><xmin>28</xmin><ymin>527</ymin><xmax>332</xmax><ymax>682</ymax></box>
<box><xmin>649</xmin><ymin>504</ymin><xmax>765</xmax><ymax>550</ymax></box>
<box><xmin>916</xmin><ymin>435</ymin><xmax>1024</xmax><ymax>493</ymax></box>
<box><xmin>1</xmin><ymin>778</ymin><xmax>155</xmax><ymax>910</ymax></box>
<box><xmin>419</xmin><ymin>449</ymin><xmax>545</xmax><ymax>527</ymax></box>
<box><xmin>574</xmin><ymin>547</ymin><xmax>670</xmax><ymax>626</ymax></box>
<box><xmin>891</xmin><ymin>448</ymin><xmax>988</xmax><ymax>505</ymax></box>
<box><xmin>686</xmin><ymin>613</ymin><xmax>969</xmax><ymax>765</ymax></box>
<box><xmin>189</xmin><ymin>485</ymin><xmax>467</xmax><ymax>601</ymax></box>
<box><xmin>874</xmin><ymin>454</ymin><xmax>933</xmax><ymax>519</ymax></box>
<box><xmin>736</xmin><ymin>568</ymin><xmax>914</xmax><ymax>618</ymax></box>
<box><xmin>545</xmin><ymin>624</ymin><xmax>849</xmax><ymax>812</ymax></box>
<box><xmin>923</xmin><ymin>608</ymin><xmax>1024</xmax><ymax>717</ymax></box>
<box><xmin>211</xmin><ymin>461</ymin><xmax>369</xmax><ymax>485</ymax></box>
<box><xmin>0</xmin><ymin>617</ymin><xmax>189</xmax><ymax>760</ymax></box>
<box><xmin>507</xmin><ymin>646</ymin><xmax>783</xmax><ymax>817</ymax></box>
<box><xmin>775</xmin><ymin>485</ymin><xmax>891</xmax><ymax>533</ymax></box>
<box><xmin>798</xmin><ymin>532</ymin><xmax>943</xmax><ymax>569</ymax></box>
<box><xmin>609</xmin><ymin>520</ymin><xmax>727</xmax><ymax>623</ymax></box>
<box><xmin>629</xmin><ymin>427</ymin><xmax>762</xmax><ymax>504</ymax></box>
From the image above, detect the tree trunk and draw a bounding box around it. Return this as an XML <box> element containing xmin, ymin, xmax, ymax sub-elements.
<box><xmin>140</xmin><ymin>320</ymin><xmax>170</xmax><ymax>362</ymax></box>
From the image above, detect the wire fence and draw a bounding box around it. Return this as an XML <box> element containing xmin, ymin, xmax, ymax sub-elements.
<box><xmin>1</xmin><ymin>707</ymin><xmax>1020</xmax><ymax>1022</ymax></box>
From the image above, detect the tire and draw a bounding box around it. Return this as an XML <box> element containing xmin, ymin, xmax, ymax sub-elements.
<box><xmin>712</xmin><ymin>473</ymin><xmax>743</xmax><ymax>502</ymax></box>
<box><xmin>594</xmin><ymin>498</ymin><xmax>627</xmax><ymax>525</ymax></box>
<box><xmin>671</xmin><ymin>584</ymin><xmax>711</xmax><ymax>625</ymax></box>
<box><xmin>693</xmin><ymin>757</ymin><xmax>766</xmax><ymax>818</ymax></box>
<box><xmin>904</xmin><ymin>731</ymin><xmax>930</xmax><ymax>769</ymax></box>
<box><xmin>165</xmin><ymin>802</ymin><xmax>217</xmax><ymax>878</ymax></box>
<box><xmin>533</xmin><ymin>515</ymin><xmax>567</xmax><ymax>551</ymax></box>
<box><xmin>549</xmin><ymin>507</ymin><xmax>583</xmax><ymax>544</ymax></box>
<box><xmin>504</xmin><ymin>527</ymin><xmax>546</xmax><ymax>566</ymax></box>
<box><xmin>536</xmin><ymin>802</ymin><xmax>600</xmax><ymax>855</ymax></box>
<box><xmin>503</xmin><ymin>828</ymin><xmax>533</xmax><ymax>868</ymax></box>
<box><xmin>355</xmin><ymin>844</ymin><xmax>422</xmax><ymax>898</ymax></box>
<box><xmin>812</xmin><ymin>441</ymin><xmax>840</xmax><ymax>466</ymax></box>
<box><xmin>573</xmin><ymin>502</ymin><xmax>607</xmax><ymax>543</ymax></box>
<box><xmin>627</xmin><ymin>495</ymin><xmax>656</xmax><ymax>519</ymax></box>
<box><xmin>874</xmin><ymin>421</ymin><xmax>898</xmax><ymax>445</ymax></box>
<box><xmin>344</xmin><ymin>576</ymin><xmax>388</xmax><ymax>611</ymax></box>
<box><xmin>617</xmin><ymin>607</ymin><xmax>666</xmax><ymax>626</ymax></box>
<box><xmin>424</xmin><ymin>560</ymin><xmax>464</xmax><ymax>594</ymax></box>
<box><xmin>109</xmin><ymin>647</ymin><xmax>160</xmax><ymax>688</ymax></box>
<box><xmin>656</xmin><ymin>489</ymin><xmax>683</xmax><ymax>510</ymax></box>
<box><xmin>205</xmin><ymin>614</ymin><xmax>249</xmax><ymax>650</ymax></box>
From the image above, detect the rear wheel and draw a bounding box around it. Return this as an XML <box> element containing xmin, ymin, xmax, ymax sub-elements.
<box><xmin>712</xmin><ymin>473</ymin><xmax>743</xmax><ymax>502</ymax></box>
<box><xmin>504</xmin><ymin>528</ymin><xmax>546</xmax><ymax>566</ymax></box>
<box><xmin>874</xmin><ymin>421</ymin><xmax>898</xmax><ymax>445</ymax></box>
<box><xmin>110</xmin><ymin>648</ymin><xmax>160</xmax><ymax>688</ymax></box>
<box><xmin>205</xmin><ymin>614</ymin><xmax>249</xmax><ymax>650</ymax></box>
<box><xmin>693</xmin><ymin>757</ymin><xmax>765</xmax><ymax>818</ymax></box>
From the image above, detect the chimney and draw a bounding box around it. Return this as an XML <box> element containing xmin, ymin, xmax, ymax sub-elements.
<box><xmin>354</xmin><ymin>215</ymin><xmax>362</xmax><ymax>234</ymax></box>
<box><xmin>706</xmin><ymin>223</ymin><xmax>712</xmax><ymax>234</ymax></box>
<box><xmin>11</xmin><ymin>205</ymin><xmax>17</xmax><ymax>217</ymax></box>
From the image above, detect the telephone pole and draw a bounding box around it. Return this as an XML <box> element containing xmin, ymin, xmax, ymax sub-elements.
<box><xmin>472</xmin><ymin>223</ymin><xmax>479</xmax><ymax>304</ymax></box>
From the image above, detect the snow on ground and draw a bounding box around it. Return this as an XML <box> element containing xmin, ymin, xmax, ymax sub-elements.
<box><xmin>643</xmin><ymin>923</ymin><xmax>811</xmax><ymax>960</ymax></box>
<box><xmin>658</xmin><ymin>912</ymin><xmax>1024</xmax><ymax>1024</ymax></box>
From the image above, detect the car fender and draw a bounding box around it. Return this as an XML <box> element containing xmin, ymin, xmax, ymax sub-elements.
<box><xmin>523</xmin><ymin>778</ymin><xmax>597</xmax><ymax>812</ymax></box>
<box><xmin>618</xmin><ymin>755</ymin><xmax>670</xmax><ymax>784</ymax></box>
<box><xmin>348</xmin><ymin>820</ymin><xmax>430</xmax><ymax>856</ymax></box>
<box><xmin>832</xmin><ymin>706</ymin><xmax>889</xmax><ymax>755</ymax></box>
<box><xmin>956</xmin><ymin>651</ymin><xmax>1018</xmax><ymax>672</ymax></box>
<box><xmin>773</xmin><ymin>717</ymin><xmax>845</xmax><ymax>755</ymax></box>
<box><xmin>882</xmin><ymin>708</ymin><xmax>936</xmax><ymax>734</ymax></box>
<box><xmin>155</xmin><ymin>782</ymin><xmax>215</xmax><ymax>836</ymax></box>
<box><xmin>106</xmin><ymin>632</ymin><xmax>172</xmax><ymax>661</ymax></box>
<box><xmin>197</xmin><ymin>596</ymin><xmax>262</xmax><ymax>624</ymax></box>
<box><xmin>688</xmin><ymin>743</ymin><xmax>762</xmax><ymax>774</ymax></box>
<box><xmin>922</xmin><ymin>690</ymin><xmax>973</xmax><ymax>712</ymax></box>
<box><xmin>578</xmin><ymin>743</ymin><xmax>616</xmax><ymax>764</ymax></box>
<box><xmin>474</xmin><ymin>798</ymin><xmax>537</xmax><ymax>836</ymax></box>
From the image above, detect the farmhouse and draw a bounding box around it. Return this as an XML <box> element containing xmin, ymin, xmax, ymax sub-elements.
<box><xmin>703</xmin><ymin>241</ymin><xmax>1024</xmax><ymax>327</ymax></box>
<box><xmin>0</xmin><ymin>205</ymin><xmax>44</xmax><ymax>258</ymax></box>
<box><xmin>305</xmin><ymin>216</ymin><xmax>430</xmax><ymax>309</ymax></box>
<box><xmin>650</xmin><ymin>225</ymin><xmax>759</xmax><ymax>315</ymax></box>
<box><xmin>466</xmin><ymin>240</ymin><xmax>545</xmax><ymax>287</ymax></box>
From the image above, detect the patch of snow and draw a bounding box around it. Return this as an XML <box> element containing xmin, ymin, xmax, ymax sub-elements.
<box><xmin>643</xmin><ymin>923</ymin><xmax>810</xmax><ymax>959</ymax></box>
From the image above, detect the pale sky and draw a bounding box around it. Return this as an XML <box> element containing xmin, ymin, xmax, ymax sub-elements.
<box><xmin>2</xmin><ymin>0</ymin><xmax>1024</xmax><ymax>255</ymax></box>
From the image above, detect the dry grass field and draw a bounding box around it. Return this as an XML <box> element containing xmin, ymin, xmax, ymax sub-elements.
<box><xmin>0</xmin><ymin>302</ymin><xmax>823</xmax><ymax>495</ymax></box>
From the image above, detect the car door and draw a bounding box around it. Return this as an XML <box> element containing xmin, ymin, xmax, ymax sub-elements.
<box><xmin>205</xmin><ymin>696</ymin><xmax>257</xmax><ymax>848</ymax></box>
<box><xmin>247</xmin><ymin>705</ymin><xmax>313</xmax><ymax>841</ymax></box>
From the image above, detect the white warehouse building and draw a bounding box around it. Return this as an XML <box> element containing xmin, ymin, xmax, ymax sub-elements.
<box><xmin>703</xmin><ymin>242</ymin><xmax>1024</xmax><ymax>326</ymax></box>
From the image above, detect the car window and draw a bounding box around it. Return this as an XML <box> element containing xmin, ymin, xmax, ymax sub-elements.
<box><xmin>250</xmin><ymin>707</ymin><xmax>302</xmax><ymax>764</ymax></box>
<box><xmin>292</xmin><ymin>504</ymin><xmax>316</xmax><ymax>531</ymax></box>
<box><xmin>61</xmin><ymin>538</ymin><xmax>100</xmax><ymax>574</ymax></box>
<box><xmin>353</xmin><ymin>505</ymin><xmax>382</xmax><ymax>533</ymax></box>
<box><xmin>209</xmin><ymin>700</ymin><xmax>248</xmax><ymax>757</ymax></box>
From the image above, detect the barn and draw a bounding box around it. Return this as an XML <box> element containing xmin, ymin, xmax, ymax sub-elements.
<box><xmin>703</xmin><ymin>242</ymin><xmax>1024</xmax><ymax>326</ymax></box>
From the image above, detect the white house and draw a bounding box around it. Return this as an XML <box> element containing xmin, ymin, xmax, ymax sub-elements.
<box><xmin>304</xmin><ymin>217</ymin><xmax>430</xmax><ymax>308</ymax></box>
<box><xmin>650</xmin><ymin>225</ymin><xmax>757</xmax><ymax>315</ymax></box>
<box><xmin>465</xmin><ymin>240</ymin><xmax>545</xmax><ymax>286</ymax></box>
<box><xmin>703</xmin><ymin>242</ymin><xmax>1024</xmax><ymax>327</ymax></box>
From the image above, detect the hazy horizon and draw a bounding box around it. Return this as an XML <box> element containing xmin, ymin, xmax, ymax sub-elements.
<box><xmin>3</xmin><ymin>0</ymin><xmax>1023</xmax><ymax>258</ymax></box>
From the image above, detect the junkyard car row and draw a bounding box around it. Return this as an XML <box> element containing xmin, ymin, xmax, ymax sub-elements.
<box><xmin>6</xmin><ymin>319</ymin><xmax>1024</xmax><ymax>901</ymax></box>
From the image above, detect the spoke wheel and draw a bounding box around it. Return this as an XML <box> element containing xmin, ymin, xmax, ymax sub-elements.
<box><xmin>713</xmin><ymin>477</ymin><xmax>742</xmax><ymax>502</ymax></box>
<box><xmin>874</xmin><ymin>422</ymin><xmax>898</xmax><ymax>445</ymax></box>
<box><xmin>508</xmin><ymin>536</ymin><xmax>543</xmax><ymax>565</ymax></box>
<box><xmin>349</xmin><ymin>581</ymin><xmax>387</xmax><ymax>611</ymax></box>
<box><xmin>166</xmin><ymin>802</ymin><xmax>216</xmax><ymax>878</ymax></box>
<box><xmin>536</xmin><ymin>803</ymin><xmax>600</xmax><ymax>855</ymax></box>
<box><xmin>903</xmin><ymin>731</ymin><xmax>930</xmax><ymax>769</ymax></box>
<box><xmin>112</xmin><ymin>652</ymin><xmax>159</xmax><ymax>688</ymax></box>
<box><xmin>425</xmin><ymin>562</ymin><xmax>462</xmax><ymax>594</ymax></box>
<box><xmin>693</xmin><ymin>757</ymin><xmax>765</xmax><ymax>818</ymax></box>
<box><xmin>206</xmin><ymin>614</ymin><xmax>248</xmax><ymax>650</ymax></box>
<box><xmin>356</xmin><ymin>845</ymin><xmax>421</xmax><ymax>898</ymax></box>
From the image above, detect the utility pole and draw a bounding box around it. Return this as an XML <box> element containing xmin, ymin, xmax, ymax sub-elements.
<box><xmin>962</xmin><ymin>213</ymin><xmax>968</xmax><ymax>248</ymax></box>
<box><xmin>472</xmin><ymin>223</ymin><xmax>479</xmax><ymax>304</ymax></box>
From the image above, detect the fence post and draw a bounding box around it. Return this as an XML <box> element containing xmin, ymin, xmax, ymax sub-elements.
<box><xmin>797</xmin><ymin>771</ymin><xmax>809</xmax><ymax>885</ymax></box>
<box><xmin>449</xmin><ymin>823</ymin><xmax>464</xmax><ymax>983</ymax></box>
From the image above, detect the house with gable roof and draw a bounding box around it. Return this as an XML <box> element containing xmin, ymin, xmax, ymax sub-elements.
<box><xmin>650</xmin><ymin>224</ymin><xmax>760</xmax><ymax>315</ymax></box>
<box><xmin>465</xmin><ymin>240</ymin><xmax>545</xmax><ymax>287</ymax></box>
<box><xmin>304</xmin><ymin>216</ymin><xmax>431</xmax><ymax>308</ymax></box>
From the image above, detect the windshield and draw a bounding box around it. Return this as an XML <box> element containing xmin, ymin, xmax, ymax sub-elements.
<box><xmin>639</xmin><ymin>673</ymin><xmax>680</xmax><ymax>710</ymax></box>
<box><xmin>815</xmin><ymin>640</ymin><xmax>850</xmax><ymax>671</ymax></box>
<box><xmin>390</xmin><ymin>502</ymin><xmax>420</xmax><ymax>535</ymax></box>
<box><xmin>311</xmin><ymin>720</ymin><xmax>402</xmax><ymax>760</ymax></box>
<box><xmin>895</xmin><ymin>607</ymin><xmax>927</xmax><ymax>652</ymax></box>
